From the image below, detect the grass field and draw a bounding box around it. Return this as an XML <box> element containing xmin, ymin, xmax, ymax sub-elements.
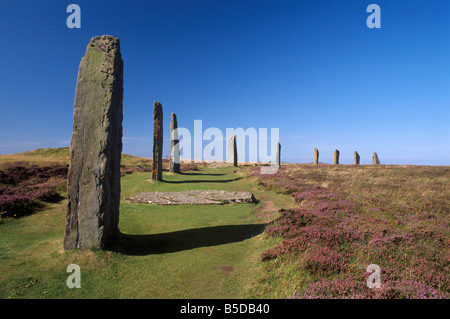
<box><xmin>0</xmin><ymin>148</ymin><xmax>448</xmax><ymax>299</ymax></box>
<box><xmin>0</xmin><ymin>151</ymin><xmax>293</xmax><ymax>298</ymax></box>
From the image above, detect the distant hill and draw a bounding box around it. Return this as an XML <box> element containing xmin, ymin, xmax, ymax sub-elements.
<box><xmin>0</xmin><ymin>147</ymin><xmax>151</xmax><ymax>168</ymax></box>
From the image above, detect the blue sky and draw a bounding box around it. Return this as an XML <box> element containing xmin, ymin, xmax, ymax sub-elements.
<box><xmin>0</xmin><ymin>0</ymin><xmax>449</xmax><ymax>165</ymax></box>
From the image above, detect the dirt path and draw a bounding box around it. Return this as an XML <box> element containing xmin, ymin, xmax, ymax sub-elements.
<box><xmin>252</xmin><ymin>196</ymin><xmax>282</xmax><ymax>223</ymax></box>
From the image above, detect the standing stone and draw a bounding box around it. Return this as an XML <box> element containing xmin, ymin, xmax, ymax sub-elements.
<box><xmin>276</xmin><ymin>142</ymin><xmax>281</xmax><ymax>167</ymax></box>
<box><xmin>334</xmin><ymin>149</ymin><xmax>340</xmax><ymax>165</ymax></box>
<box><xmin>169</xmin><ymin>113</ymin><xmax>180</xmax><ymax>173</ymax></box>
<box><xmin>354</xmin><ymin>151</ymin><xmax>360</xmax><ymax>165</ymax></box>
<box><xmin>372</xmin><ymin>152</ymin><xmax>380</xmax><ymax>165</ymax></box>
<box><xmin>229</xmin><ymin>135</ymin><xmax>237</xmax><ymax>166</ymax></box>
<box><xmin>152</xmin><ymin>102</ymin><xmax>163</xmax><ymax>181</ymax></box>
<box><xmin>64</xmin><ymin>35</ymin><xmax>123</xmax><ymax>250</ymax></box>
<box><xmin>314</xmin><ymin>148</ymin><xmax>319</xmax><ymax>165</ymax></box>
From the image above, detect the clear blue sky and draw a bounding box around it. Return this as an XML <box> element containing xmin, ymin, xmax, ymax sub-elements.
<box><xmin>0</xmin><ymin>0</ymin><xmax>449</xmax><ymax>165</ymax></box>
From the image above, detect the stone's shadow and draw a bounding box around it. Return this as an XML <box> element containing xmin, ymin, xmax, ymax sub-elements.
<box><xmin>163</xmin><ymin>177</ymin><xmax>242</xmax><ymax>184</ymax></box>
<box><xmin>107</xmin><ymin>224</ymin><xmax>265</xmax><ymax>256</ymax></box>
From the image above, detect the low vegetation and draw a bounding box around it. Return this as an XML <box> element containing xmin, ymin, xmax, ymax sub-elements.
<box><xmin>0</xmin><ymin>149</ymin><xmax>203</xmax><ymax>218</ymax></box>
<box><xmin>1</xmin><ymin>148</ymin><xmax>448</xmax><ymax>299</ymax></box>
<box><xmin>0</xmin><ymin>162</ymin><xmax>67</xmax><ymax>218</ymax></box>
<box><xmin>0</xmin><ymin>150</ymin><xmax>291</xmax><ymax>298</ymax></box>
<box><xmin>245</xmin><ymin>164</ymin><xmax>449</xmax><ymax>298</ymax></box>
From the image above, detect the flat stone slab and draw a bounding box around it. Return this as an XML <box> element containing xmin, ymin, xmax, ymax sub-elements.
<box><xmin>124</xmin><ymin>190</ymin><xmax>256</xmax><ymax>205</ymax></box>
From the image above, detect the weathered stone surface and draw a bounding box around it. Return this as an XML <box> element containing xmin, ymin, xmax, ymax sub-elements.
<box><xmin>229</xmin><ymin>134</ymin><xmax>237</xmax><ymax>166</ymax></box>
<box><xmin>276</xmin><ymin>142</ymin><xmax>281</xmax><ymax>167</ymax></box>
<box><xmin>373</xmin><ymin>152</ymin><xmax>380</xmax><ymax>165</ymax></box>
<box><xmin>314</xmin><ymin>148</ymin><xmax>319</xmax><ymax>165</ymax></box>
<box><xmin>64</xmin><ymin>35</ymin><xmax>123</xmax><ymax>250</ymax></box>
<box><xmin>354</xmin><ymin>151</ymin><xmax>360</xmax><ymax>165</ymax></box>
<box><xmin>124</xmin><ymin>190</ymin><xmax>255</xmax><ymax>205</ymax></box>
<box><xmin>334</xmin><ymin>149</ymin><xmax>340</xmax><ymax>165</ymax></box>
<box><xmin>151</xmin><ymin>102</ymin><xmax>163</xmax><ymax>181</ymax></box>
<box><xmin>169</xmin><ymin>113</ymin><xmax>180</xmax><ymax>173</ymax></box>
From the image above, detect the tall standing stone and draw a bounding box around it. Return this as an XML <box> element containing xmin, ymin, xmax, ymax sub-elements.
<box><xmin>64</xmin><ymin>35</ymin><xmax>123</xmax><ymax>250</ymax></box>
<box><xmin>314</xmin><ymin>148</ymin><xmax>319</xmax><ymax>165</ymax></box>
<box><xmin>276</xmin><ymin>142</ymin><xmax>281</xmax><ymax>167</ymax></box>
<box><xmin>152</xmin><ymin>102</ymin><xmax>163</xmax><ymax>181</ymax></box>
<box><xmin>372</xmin><ymin>152</ymin><xmax>380</xmax><ymax>165</ymax></box>
<box><xmin>334</xmin><ymin>149</ymin><xmax>340</xmax><ymax>165</ymax></box>
<box><xmin>169</xmin><ymin>113</ymin><xmax>180</xmax><ymax>173</ymax></box>
<box><xmin>354</xmin><ymin>151</ymin><xmax>360</xmax><ymax>165</ymax></box>
<box><xmin>229</xmin><ymin>135</ymin><xmax>237</xmax><ymax>166</ymax></box>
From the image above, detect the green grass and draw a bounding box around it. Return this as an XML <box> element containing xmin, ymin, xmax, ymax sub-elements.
<box><xmin>122</xmin><ymin>167</ymin><xmax>243</xmax><ymax>195</ymax></box>
<box><xmin>2</xmin><ymin>153</ymin><xmax>447</xmax><ymax>299</ymax></box>
<box><xmin>0</xmin><ymin>165</ymin><xmax>293</xmax><ymax>299</ymax></box>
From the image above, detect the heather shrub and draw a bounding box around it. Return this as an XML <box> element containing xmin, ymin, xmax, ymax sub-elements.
<box><xmin>302</xmin><ymin>246</ymin><xmax>347</xmax><ymax>276</ymax></box>
<box><xmin>300</xmin><ymin>277</ymin><xmax>367</xmax><ymax>299</ymax></box>
<box><xmin>264</xmin><ymin>208</ymin><xmax>317</xmax><ymax>238</ymax></box>
<box><xmin>0</xmin><ymin>194</ymin><xmax>42</xmax><ymax>218</ymax></box>
<box><xmin>300</xmin><ymin>277</ymin><xmax>448</xmax><ymax>299</ymax></box>
<box><xmin>250</xmin><ymin>165</ymin><xmax>450</xmax><ymax>299</ymax></box>
<box><xmin>28</xmin><ymin>182</ymin><xmax>63</xmax><ymax>202</ymax></box>
<box><xmin>120</xmin><ymin>165</ymin><xmax>152</xmax><ymax>176</ymax></box>
<box><xmin>378</xmin><ymin>280</ymin><xmax>449</xmax><ymax>299</ymax></box>
<box><xmin>0</xmin><ymin>162</ymin><xmax>67</xmax><ymax>218</ymax></box>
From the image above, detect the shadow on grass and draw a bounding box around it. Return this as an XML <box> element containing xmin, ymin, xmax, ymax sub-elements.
<box><xmin>107</xmin><ymin>223</ymin><xmax>265</xmax><ymax>256</ymax></box>
<box><xmin>163</xmin><ymin>177</ymin><xmax>242</xmax><ymax>184</ymax></box>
